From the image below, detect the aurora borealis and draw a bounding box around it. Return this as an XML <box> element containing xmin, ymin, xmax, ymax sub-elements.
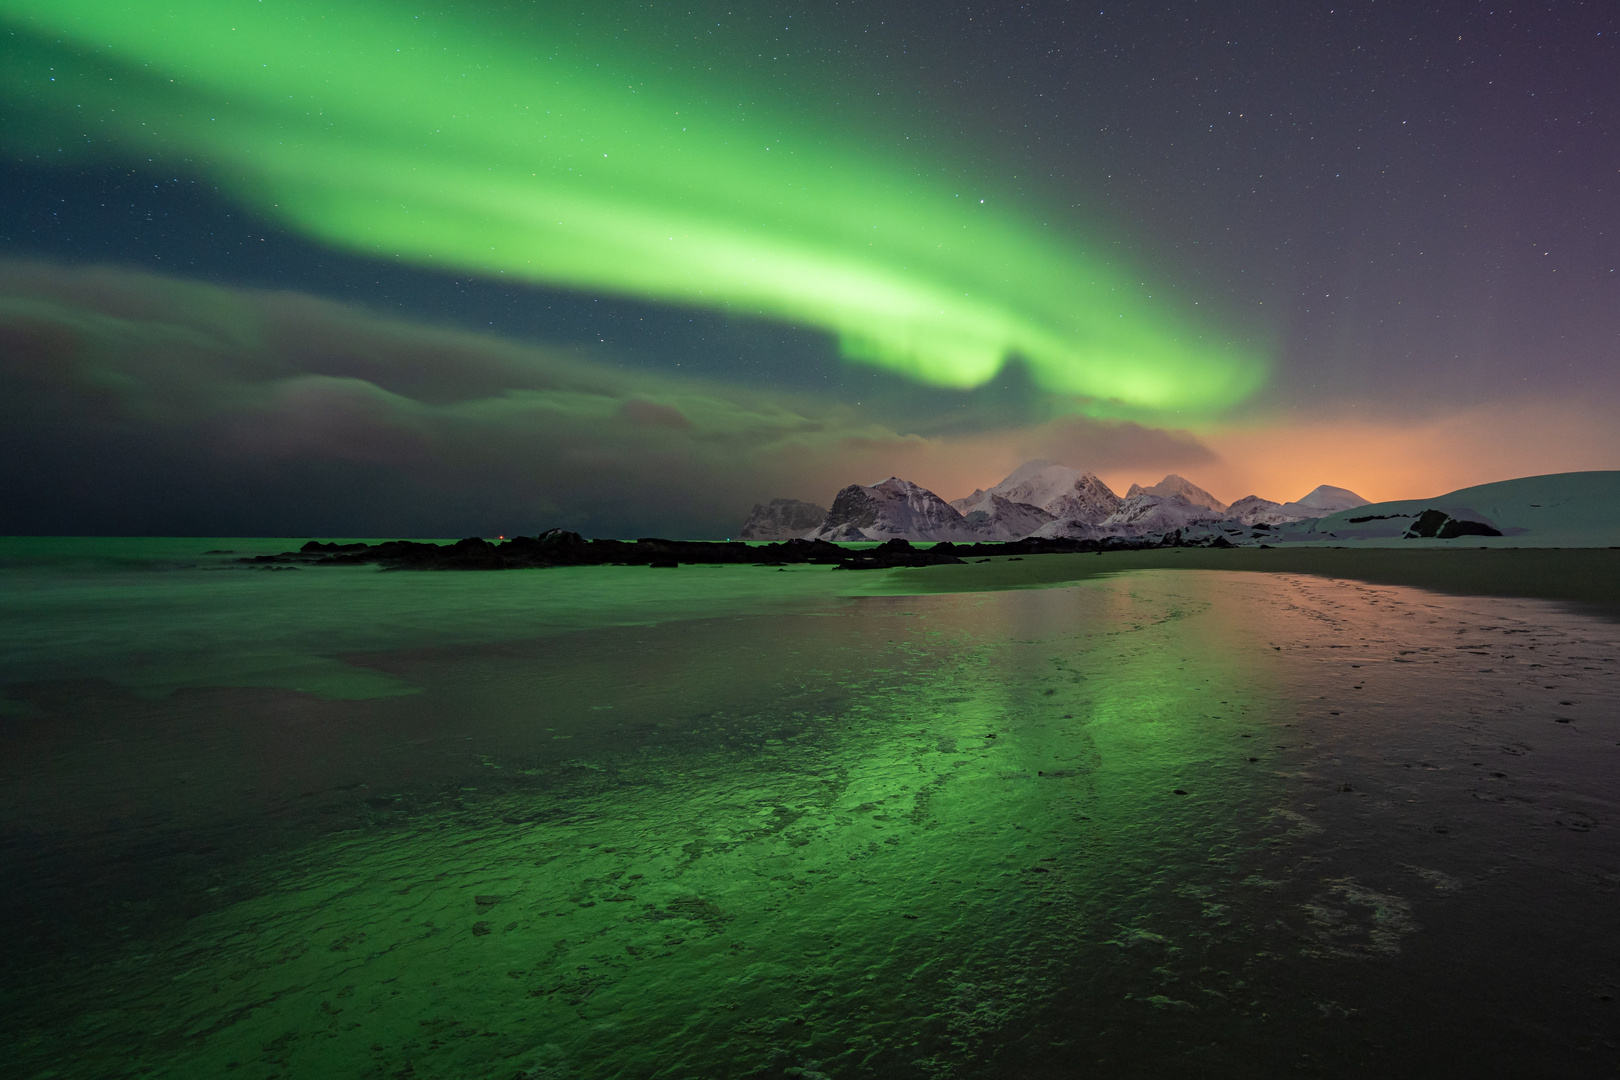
<box><xmin>0</xmin><ymin>0</ymin><xmax>1267</xmax><ymax>412</ymax></box>
<box><xmin>0</xmin><ymin>1</ymin><xmax>1616</xmax><ymax>535</ymax></box>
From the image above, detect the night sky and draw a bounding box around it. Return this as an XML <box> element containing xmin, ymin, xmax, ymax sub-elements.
<box><xmin>2</xmin><ymin>1</ymin><xmax>1616</xmax><ymax>537</ymax></box>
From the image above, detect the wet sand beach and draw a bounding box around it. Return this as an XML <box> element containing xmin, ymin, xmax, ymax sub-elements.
<box><xmin>2</xmin><ymin>543</ymin><xmax>1618</xmax><ymax>1078</ymax></box>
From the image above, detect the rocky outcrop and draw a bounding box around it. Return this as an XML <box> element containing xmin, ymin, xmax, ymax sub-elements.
<box><xmin>834</xmin><ymin>538</ymin><xmax>967</xmax><ymax>570</ymax></box>
<box><xmin>738</xmin><ymin>498</ymin><xmax>828</xmax><ymax>540</ymax></box>
<box><xmin>1403</xmin><ymin>508</ymin><xmax>1503</xmax><ymax>539</ymax></box>
<box><xmin>250</xmin><ymin>532</ymin><xmax>858</xmax><ymax>570</ymax></box>
<box><xmin>243</xmin><ymin>530</ymin><xmax>1180</xmax><ymax>572</ymax></box>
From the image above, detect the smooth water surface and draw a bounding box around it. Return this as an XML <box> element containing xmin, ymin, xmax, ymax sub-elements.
<box><xmin>2</xmin><ymin>541</ymin><xmax>1618</xmax><ymax>1078</ymax></box>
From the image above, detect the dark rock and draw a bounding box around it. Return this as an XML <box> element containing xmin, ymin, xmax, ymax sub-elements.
<box><xmin>1437</xmin><ymin>517</ymin><xmax>1503</xmax><ymax>539</ymax></box>
<box><xmin>836</xmin><ymin>537</ymin><xmax>966</xmax><ymax>570</ymax></box>
<box><xmin>1406</xmin><ymin>509</ymin><xmax>1449</xmax><ymax>538</ymax></box>
<box><xmin>738</xmin><ymin>498</ymin><xmax>828</xmax><ymax>540</ymax></box>
<box><xmin>821</xmin><ymin>483</ymin><xmax>884</xmax><ymax>536</ymax></box>
<box><xmin>1405</xmin><ymin>508</ymin><xmax>1502</xmax><ymax>539</ymax></box>
<box><xmin>237</xmin><ymin>525</ymin><xmax>1196</xmax><ymax>573</ymax></box>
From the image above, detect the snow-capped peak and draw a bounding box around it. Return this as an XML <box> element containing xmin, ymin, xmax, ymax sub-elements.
<box><xmin>1287</xmin><ymin>484</ymin><xmax>1370</xmax><ymax>514</ymax></box>
<box><xmin>968</xmin><ymin>460</ymin><xmax>1122</xmax><ymax>525</ymax></box>
<box><xmin>808</xmin><ymin>477</ymin><xmax>982</xmax><ymax>542</ymax></box>
<box><xmin>1126</xmin><ymin>474</ymin><xmax>1228</xmax><ymax>514</ymax></box>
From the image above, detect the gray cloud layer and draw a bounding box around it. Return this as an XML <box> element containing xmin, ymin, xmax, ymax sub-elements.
<box><xmin>0</xmin><ymin>261</ymin><xmax>1215</xmax><ymax>537</ymax></box>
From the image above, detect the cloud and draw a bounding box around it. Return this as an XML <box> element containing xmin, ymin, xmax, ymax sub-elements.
<box><xmin>0</xmin><ymin>260</ymin><xmax>1227</xmax><ymax>537</ymax></box>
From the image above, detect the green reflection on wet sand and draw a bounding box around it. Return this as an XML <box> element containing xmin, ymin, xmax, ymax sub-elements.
<box><xmin>2</xmin><ymin>580</ymin><xmax>1280</xmax><ymax>1079</ymax></box>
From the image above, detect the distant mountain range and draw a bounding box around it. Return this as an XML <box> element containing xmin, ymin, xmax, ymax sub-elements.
<box><xmin>739</xmin><ymin>460</ymin><xmax>1370</xmax><ymax>543</ymax></box>
<box><xmin>740</xmin><ymin>463</ymin><xmax>1620</xmax><ymax>548</ymax></box>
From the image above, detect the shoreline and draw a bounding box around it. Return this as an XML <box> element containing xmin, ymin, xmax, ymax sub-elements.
<box><xmin>868</xmin><ymin>546</ymin><xmax>1620</xmax><ymax>618</ymax></box>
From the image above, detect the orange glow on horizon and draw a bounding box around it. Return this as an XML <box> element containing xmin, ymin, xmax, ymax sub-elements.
<box><xmin>1194</xmin><ymin>401</ymin><xmax>1620</xmax><ymax>506</ymax></box>
<box><xmin>820</xmin><ymin>399</ymin><xmax>1620</xmax><ymax>511</ymax></box>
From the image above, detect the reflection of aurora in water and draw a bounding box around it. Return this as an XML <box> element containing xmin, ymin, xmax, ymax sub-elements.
<box><xmin>0</xmin><ymin>0</ymin><xmax>1267</xmax><ymax>413</ymax></box>
<box><xmin>2</xmin><ymin>572</ymin><xmax>1277</xmax><ymax>1076</ymax></box>
<box><xmin>5</xmin><ymin>551</ymin><xmax>1619</xmax><ymax>1077</ymax></box>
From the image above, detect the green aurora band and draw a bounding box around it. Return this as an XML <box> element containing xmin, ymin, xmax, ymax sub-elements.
<box><xmin>0</xmin><ymin>1</ymin><xmax>1268</xmax><ymax>414</ymax></box>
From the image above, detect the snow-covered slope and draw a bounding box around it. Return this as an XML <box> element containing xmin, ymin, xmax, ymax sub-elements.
<box><xmin>952</xmin><ymin>490</ymin><xmax>1055</xmax><ymax>540</ymax></box>
<box><xmin>1222</xmin><ymin>486</ymin><xmax>1367</xmax><ymax>526</ymax></box>
<box><xmin>1126</xmin><ymin>474</ymin><xmax>1228</xmax><ymax>514</ymax></box>
<box><xmin>1104</xmin><ymin>493</ymin><xmax>1228</xmax><ymax>534</ymax></box>
<box><xmin>1275</xmin><ymin>484</ymin><xmax>1369</xmax><ymax>519</ymax></box>
<box><xmin>963</xmin><ymin>460</ymin><xmax>1122</xmax><ymax>526</ymax></box>
<box><xmin>738</xmin><ymin>498</ymin><xmax>828</xmax><ymax>540</ymax></box>
<box><xmin>1271</xmin><ymin>472</ymin><xmax>1620</xmax><ymax>547</ymax></box>
<box><xmin>1227</xmin><ymin>495</ymin><xmax>1293</xmax><ymax>526</ymax></box>
<box><xmin>1034</xmin><ymin>492</ymin><xmax>1227</xmax><ymax>539</ymax></box>
<box><xmin>808</xmin><ymin>477</ymin><xmax>986</xmax><ymax>542</ymax></box>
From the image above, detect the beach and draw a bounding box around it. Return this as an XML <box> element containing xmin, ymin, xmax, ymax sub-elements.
<box><xmin>2</xmin><ymin>541</ymin><xmax>1618</xmax><ymax>1077</ymax></box>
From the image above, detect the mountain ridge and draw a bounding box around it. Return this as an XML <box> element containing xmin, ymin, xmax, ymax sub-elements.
<box><xmin>744</xmin><ymin>465</ymin><xmax>1620</xmax><ymax>548</ymax></box>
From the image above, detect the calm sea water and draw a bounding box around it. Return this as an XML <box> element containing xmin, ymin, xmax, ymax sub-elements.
<box><xmin>2</xmin><ymin>539</ymin><xmax>1618</xmax><ymax>1078</ymax></box>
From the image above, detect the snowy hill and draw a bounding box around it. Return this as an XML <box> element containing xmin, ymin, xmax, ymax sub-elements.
<box><xmin>1271</xmin><ymin>472</ymin><xmax>1620</xmax><ymax>547</ymax></box>
<box><xmin>1275</xmin><ymin>484</ymin><xmax>1369</xmax><ymax>519</ymax></box>
<box><xmin>1220</xmin><ymin>486</ymin><xmax>1368</xmax><ymax>527</ymax></box>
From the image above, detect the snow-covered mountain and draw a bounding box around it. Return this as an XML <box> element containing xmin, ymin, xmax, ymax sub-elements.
<box><xmin>957</xmin><ymin>460</ymin><xmax>1123</xmax><ymax>528</ymax></box>
<box><xmin>776</xmin><ymin>462</ymin><xmax>1396</xmax><ymax>545</ymax></box>
<box><xmin>1125</xmin><ymin>474</ymin><xmax>1228</xmax><ymax>514</ymax></box>
<box><xmin>1275</xmin><ymin>484</ymin><xmax>1369</xmax><ymax>519</ymax></box>
<box><xmin>951</xmin><ymin>490</ymin><xmax>1056</xmax><ymax>539</ymax></box>
<box><xmin>1218</xmin><ymin>486</ymin><xmax>1368</xmax><ymax>526</ymax></box>
<box><xmin>807</xmin><ymin>477</ymin><xmax>987</xmax><ymax>542</ymax></box>
<box><xmin>1226</xmin><ymin>495</ymin><xmax>1293</xmax><ymax>525</ymax></box>
<box><xmin>1034</xmin><ymin>491</ymin><xmax>1227</xmax><ymax>539</ymax></box>
<box><xmin>738</xmin><ymin>498</ymin><xmax>828</xmax><ymax>540</ymax></box>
